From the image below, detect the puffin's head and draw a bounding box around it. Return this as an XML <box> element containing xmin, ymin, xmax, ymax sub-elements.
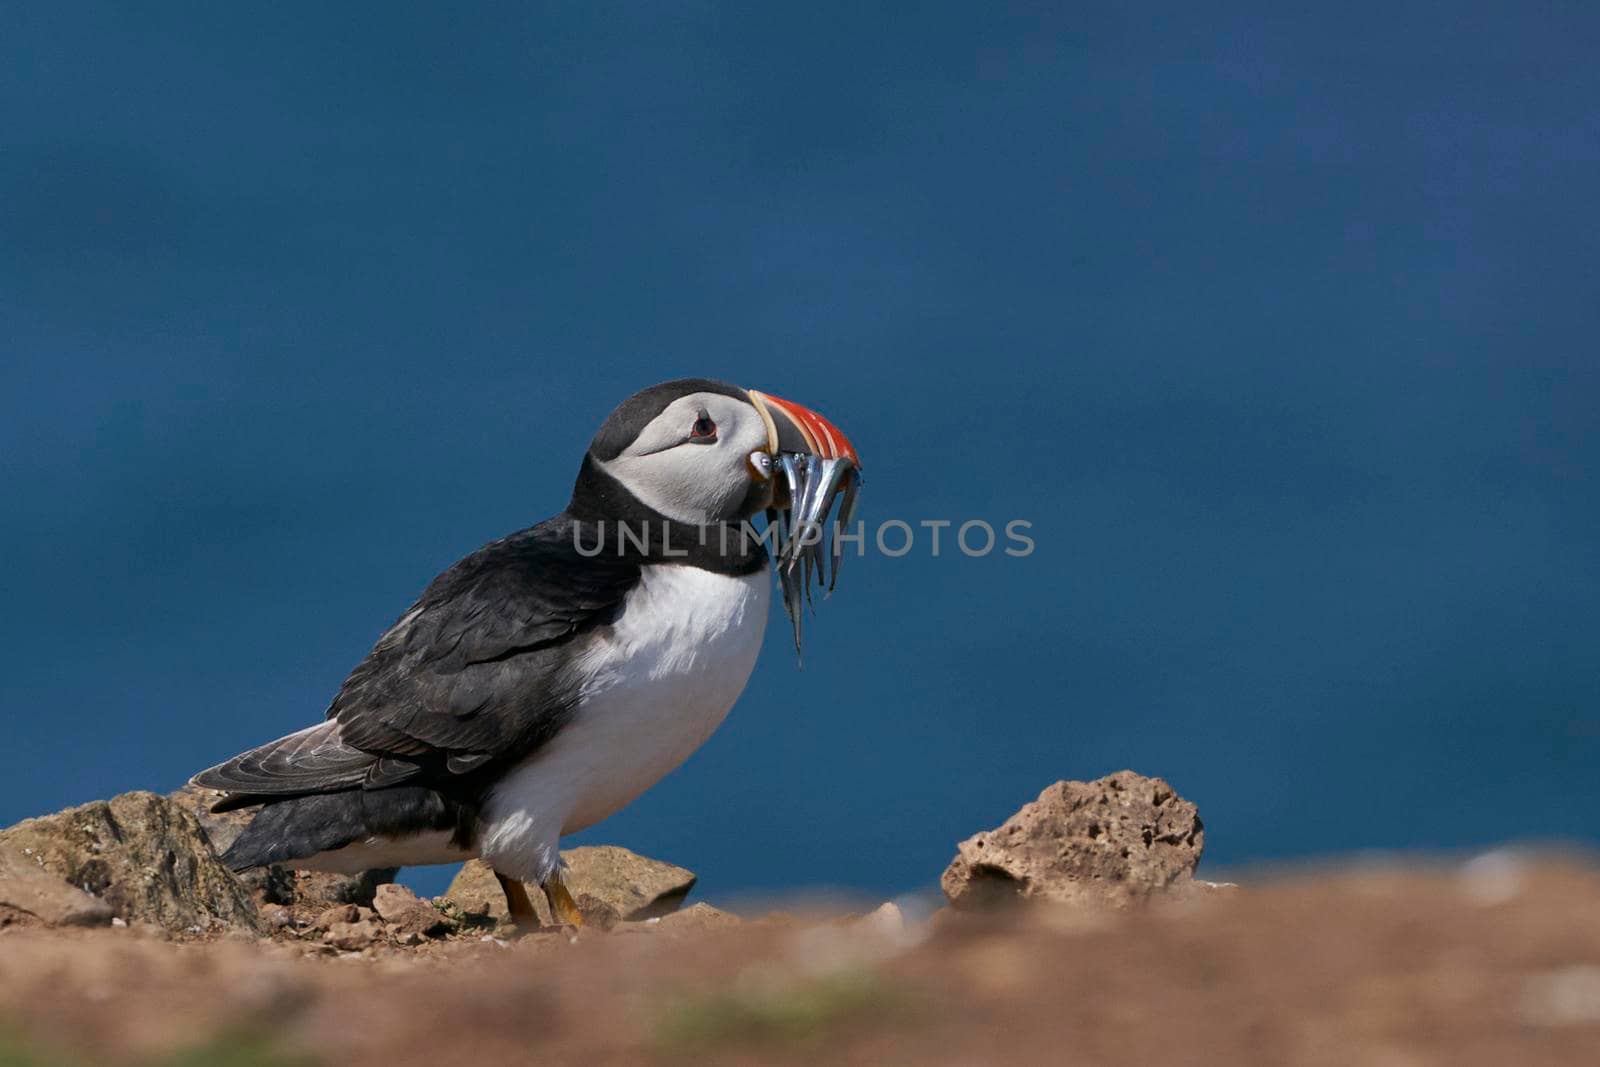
<box><xmin>582</xmin><ymin>377</ymin><xmax>859</xmax><ymax>527</ymax></box>
<box><xmin>577</xmin><ymin>377</ymin><xmax>863</xmax><ymax>655</ymax></box>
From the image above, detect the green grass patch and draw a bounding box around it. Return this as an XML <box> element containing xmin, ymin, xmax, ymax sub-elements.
<box><xmin>653</xmin><ymin>970</ymin><xmax>901</xmax><ymax>1054</ymax></box>
<box><xmin>0</xmin><ymin>1026</ymin><xmax>76</xmax><ymax>1067</ymax></box>
<box><xmin>0</xmin><ymin>1027</ymin><xmax>316</xmax><ymax>1067</ymax></box>
<box><xmin>154</xmin><ymin>1031</ymin><xmax>318</xmax><ymax>1067</ymax></box>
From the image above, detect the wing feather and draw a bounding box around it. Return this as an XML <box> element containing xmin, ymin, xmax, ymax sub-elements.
<box><xmin>192</xmin><ymin>516</ymin><xmax>638</xmax><ymax>805</ymax></box>
<box><xmin>191</xmin><ymin>719</ymin><xmax>372</xmax><ymax>797</ymax></box>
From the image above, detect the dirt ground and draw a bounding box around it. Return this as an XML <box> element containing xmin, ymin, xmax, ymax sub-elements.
<box><xmin>3</xmin><ymin>854</ymin><xmax>1599</xmax><ymax>1066</ymax></box>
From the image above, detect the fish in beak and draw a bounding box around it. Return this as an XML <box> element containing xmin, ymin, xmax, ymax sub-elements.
<box><xmin>746</xmin><ymin>389</ymin><xmax>863</xmax><ymax>659</ymax></box>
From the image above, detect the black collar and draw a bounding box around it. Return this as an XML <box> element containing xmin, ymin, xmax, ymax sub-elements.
<box><xmin>566</xmin><ymin>455</ymin><xmax>769</xmax><ymax>576</ymax></box>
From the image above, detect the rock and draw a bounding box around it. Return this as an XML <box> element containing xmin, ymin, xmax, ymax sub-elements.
<box><xmin>320</xmin><ymin>903</ymin><xmax>384</xmax><ymax>949</ymax></box>
<box><xmin>372</xmin><ymin>883</ymin><xmax>450</xmax><ymax>939</ymax></box>
<box><xmin>562</xmin><ymin>845</ymin><xmax>697</xmax><ymax>920</ymax></box>
<box><xmin>324</xmin><ymin>918</ymin><xmax>384</xmax><ymax>950</ymax></box>
<box><xmin>313</xmin><ymin>904</ymin><xmax>359</xmax><ymax>930</ymax></box>
<box><xmin>0</xmin><ymin>791</ymin><xmax>260</xmax><ymax>935</ymax></box>
<box><xmin>167</xmin><ymin>784</ymin><xmax>395</xmax><ymax>910</ymax></box>
<box><xmin>371</xmin><ymin>883</ymin><xmax>420</xmax><ymax>921</ymax></box>
<box><xmin>941</xmin><ymin>771</ymin><xmax>1204</xmax><ymax>911</ymax></box>
<box><xmin>258</xmin><ymin>903</ymin><xmax>294</xmax><ymax>930</ymax></box>
<box><xmin>166</xmin><ymin>784</ymin><xmax>252</xmax><ymax>855</ymax></box>
<box><xmin>166</xmin><ymin>784</ymin><xmax>294</xmax><ymax>905</ymax></box>
<box><xmin>574</xmin><ymin>893</ymin><xmax>622</xmax><ymax>931</ymax></box>
<box><xmin>0</xmin><ymin>843</ymin><xmax>114</xmax><ymax>927</ymax></box>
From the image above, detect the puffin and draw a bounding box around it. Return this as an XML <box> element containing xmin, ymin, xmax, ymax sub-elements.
<box><xmin>191</xmin><ymin>378</ymin><xmax>860</xmax><ymax>926</ymax></box>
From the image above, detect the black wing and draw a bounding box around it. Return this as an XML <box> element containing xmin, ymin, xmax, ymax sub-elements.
<box><xmin>193</xmin><ymin>516</ymin><xmax>639</xmax><ymax>806</ymax></box>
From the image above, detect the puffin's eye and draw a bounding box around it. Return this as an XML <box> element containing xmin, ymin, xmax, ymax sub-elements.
<box><xmin>689</xmin><ymin>413</ymin><xmax>717</xmax><ymax>440</ymax></box>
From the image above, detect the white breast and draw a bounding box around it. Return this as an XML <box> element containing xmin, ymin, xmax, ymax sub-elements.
<box><xmin>478</xmin><ymin>563</ymin><xmax>770</xmax><ymax>883</ymax></box>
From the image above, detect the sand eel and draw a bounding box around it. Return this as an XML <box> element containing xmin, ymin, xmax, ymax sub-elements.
<box><xmin>191</xmin><ymin>379</ymin><xmax>861</xmax><ymax>927</ymax></box>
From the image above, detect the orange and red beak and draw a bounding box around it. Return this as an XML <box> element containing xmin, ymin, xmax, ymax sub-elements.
<box><xmin>746</xmin><ymin>389</ymin><xmax>861</xmax><ymax>468</ymax></box>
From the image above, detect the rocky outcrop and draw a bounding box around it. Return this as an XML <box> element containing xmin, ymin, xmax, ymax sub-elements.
<box><xmin>0</xmin><ymin>791</ymin><xmax>260</xmax><ymax>934</ymax></box>
<box><xmin>444</xmin><ymin>846</ymin><xmax>697</xmax><ymax>929</ymax></box>
<box><xmin>169</xmin><ymin>784</ymin><xmax>397</xmax><ymax>912</ymax></box>
<box><xmin>167</xmin><ymin>784</ymin><xmax>257</xmax><ymax>860</ymax></box>
<box><xmin>941</xmin><ymin>771</ymin><xmax>1204</xmax><ymax>911</ymax></box>
<box><xmin>0</xmin><ymin>843</ymin><xmax>115</xmax><ymax>928</ymax></box>
<box><xmin>562</xmin><ymin>845</ymin><xmax>697</xmax><ymax>920</ymax></box>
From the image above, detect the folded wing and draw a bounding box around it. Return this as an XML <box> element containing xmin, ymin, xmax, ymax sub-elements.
<box><xmin>192</xmin><ymin>517</ymin><xmax>639</xmax><ymax>809</ymax></box>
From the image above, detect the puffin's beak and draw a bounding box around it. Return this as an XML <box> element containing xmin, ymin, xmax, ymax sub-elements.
<box><xmin>745</xmin><ymin>389</ymin><xmax>863</xmax><ymax>660</ymax></box>
<box><xmin>745</xmin><ymin>390</ymin><xmax>861</xmax><ymax>467</ymax></box>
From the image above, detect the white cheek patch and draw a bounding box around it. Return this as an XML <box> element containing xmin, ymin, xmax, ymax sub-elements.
<box><xmin>599</xmin><ymin>397</ymin><xmax>770</xmax><ymax>525</ymax></box>
<box><xmin>602</xmin><ymin>449</ymin><xmax>736</xmax><ymax>525</ymax></box>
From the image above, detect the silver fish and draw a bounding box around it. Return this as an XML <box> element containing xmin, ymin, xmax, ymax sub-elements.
<box><xmin>767</xmin><ymin>452</ymin><xmax>862</xmax><ymax>661</ymax></box>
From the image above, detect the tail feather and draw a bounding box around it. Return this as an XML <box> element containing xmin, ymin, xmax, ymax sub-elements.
<box><xmin>220</xmin><ymin>787</ymin><xmax>468</xmax><ymax>871</ymax></box>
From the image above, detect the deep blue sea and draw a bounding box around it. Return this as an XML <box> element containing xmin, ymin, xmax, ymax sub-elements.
<box><xmin>5</xmin><ymin>3</ymin><xmax>1596</xmax><ymax>901</ymax></box>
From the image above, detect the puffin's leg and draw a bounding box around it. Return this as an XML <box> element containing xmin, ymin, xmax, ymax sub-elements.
<box><xmin>541</xmin><ymin>870</ymin><xmax>586</xmax><ymax>928</ymax></box>
<box><xmin>495</xmin><ymin>872</ymin><xmax>544</xmax><ymax>930</ymax></box>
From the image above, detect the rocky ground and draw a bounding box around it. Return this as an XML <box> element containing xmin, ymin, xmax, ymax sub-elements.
<box><xmin>2</xmin><ymin>773</ymin><xmax>1598</xmax><ymax>1065</ymax></box>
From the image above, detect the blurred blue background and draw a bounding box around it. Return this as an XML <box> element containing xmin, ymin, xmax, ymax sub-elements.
<box><xmin>4</xmin><ymin>3</ymin><xmax>1596</xmax><ymax>901</ymax></box>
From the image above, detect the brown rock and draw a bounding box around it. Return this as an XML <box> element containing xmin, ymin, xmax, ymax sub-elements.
<box><xmin>561</xmin><ymin>845</ymin><xmax>697</xmax><ymax>920</ymax></box>
<box><xmin>574</xmin><ymin>893</ymin><xmax>622</xmax><ymax>931</ymax></box>
<box><xmin>0</xmin><ymin>791</ymin><xmax>260</xmax><ymax>935</ymax></box>
<box><xmin>0</xmin><ymin>843</ymin><xmax>114</xmax><ymax>927</ymax></box>
<box><xmin>313</xmin><ymin>904</ymin><xmax>359</xmax><ymax>930</ymax></box>
<box><xmin>941</xmin><ymin>771</ymin><xmax>1204</xmax><ymax>912</ymax></box>
<box><xmin>371</xmin><ymin>883</ymin><xmax>419</xmax><ymax>921</ymax></box>
<box><xmin>323</xmin><ymin>918</ymin><xmax>384</xmax><ymax>950</ymax></box>
<box><xmin>372</xmin><ymin>883</ymin><xmax>450</xmax><ymax>939</ymax></box>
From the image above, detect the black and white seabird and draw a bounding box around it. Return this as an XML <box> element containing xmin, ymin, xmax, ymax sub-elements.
<box><xmin>191</xmin><ymin>379</ymin><xmax>861</xmax><ymax>926</ymax></box>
